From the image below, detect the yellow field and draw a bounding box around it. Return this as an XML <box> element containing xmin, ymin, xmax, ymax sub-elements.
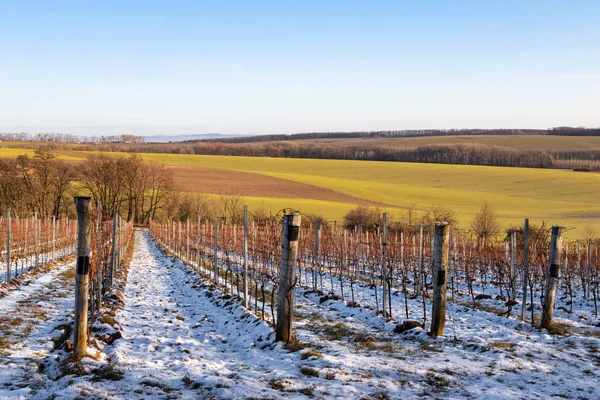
<box><xmin>0</xmin><ymin>147</ymin><xmax>598</xmax><ymax>237</ymax></box>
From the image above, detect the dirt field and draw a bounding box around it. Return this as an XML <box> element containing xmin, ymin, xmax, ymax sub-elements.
<box><xmin>169</xmin><ymin>165</ymin><xmax>383</xmax><ymax>207</ymax></box>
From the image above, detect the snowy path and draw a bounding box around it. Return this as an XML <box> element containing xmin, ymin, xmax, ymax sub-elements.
<box><xmin>85</xmin><ymin>230</ymin><xmax>310</xmax><ymax>399</ymax></box>
<box><xmin>0</xmin><ymin>260</ymin><xmax>74</xmax><ymax>399</ymax></box>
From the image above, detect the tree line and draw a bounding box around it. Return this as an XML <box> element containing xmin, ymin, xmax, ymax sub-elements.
<box><xmin>0</xmin><ymin>150</ymin><xmax>171</xmax><ymax>223</ymax></box>
<box><xmin>0</xmin><ymin>132</ymin><xmax>144</xmax><ymax>143</ymax></box>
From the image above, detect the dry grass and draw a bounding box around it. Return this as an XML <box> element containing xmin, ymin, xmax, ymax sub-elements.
<box><xmin>546</xmin><ymin>322</ymin><xmax>572</xmax><ymax>336</ymax></box>
<box><xmin>284</xmin><ymin>337</ymin><xmax>307</xmax><ymax>352</ymax></box>
<box><xmin>300</xmin><ymin>366</ymin><xmax>320</xmax><ymax>378</ymax></box>
<box><xmin>300</xmin><ymin>349</ymin><xmax>323</xmax><ymax>360</ymax></box>
<box><xmin>491</xmin><ymin>341</ymin><xmax>517</xmax><ymax>350</ymax></box>
<box><xmin>323</xmin><ymin>322</ymin><xmax>351</xmax><ymax>341</ymax></box>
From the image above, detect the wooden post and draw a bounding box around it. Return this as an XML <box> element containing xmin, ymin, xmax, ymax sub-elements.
<box><xmin>34</xmin><ymin>212</ymin><xmax>40</xmax><ymax>268</ymax></box>
<box><xmin>186</xmin><ymin>219</ymin><xmax>190</xmax><ymax>263</ymax></box>
<box><xmin>430</xmin><ymin>222</ymin><xmax>450</xmax><ymax>338</ymax></box>
<box><xmin>213</xmin><ymin>216</ymin><xmax>219</xmax><ymax>283</ymax></box>
<box><xmin>312</xmin><ymin>221</ymin><xmax>321</xmax><ymax>292</ymax></box>
<box><xmin>381</xmin><ymin>213</ymin><xmax>388</xmax><ymax>318</ymax></box>
<box><xmin>276</xmin><ymin>213</ymin><xmax>301</xmax><ymax>342</ymax></box>
<box><xmin>510</xmin><ymin>231</ymin><xmax>517</xmax><ymax>301</ymax></box>
<box><xmin>197</xmin><ymin>216</ymin><xmax>202</xmax><ymax>274</ymax></box>
<box><xmin>540</xmin><ymin>226</ymin><xmax>565</xmax><ymax>330</ymax></box>
<box><xmin>74</xmin><ymin>197</ymin><xmax>92</xmax><ymax>357</ymax></box>
<box><xmin>521</xmin><ymin>218</ymin><xmax>529</xmax><ymax>321</ymax></box>
<box><xmin>110</xmin><ymin>212</ymin><xmax>118</xmax><ymax>287</ymax></box>
<box><xmin>52</xmin><ymin>215</ymin><xmax>56</xmax><ymax>261</ymax></box>
<box><xmin>243</xmin><ymin>205</ymin><xmax>249</xmax><ymax>308</ymax></box>
<box><xmin>6</xmin><ymin>208</ymin><xmax>10</xmax><ymax>281</ymax></box>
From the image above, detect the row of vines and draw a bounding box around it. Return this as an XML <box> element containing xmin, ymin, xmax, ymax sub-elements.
<box><xmin>1</xmin><ymin>212</ymin><xmax>77</xmax><ymax>282</ymax></box>
<box><xmin>149</xmin><ymin>216</ymin><xmax>600</xmax><ymax>329</ymax></box>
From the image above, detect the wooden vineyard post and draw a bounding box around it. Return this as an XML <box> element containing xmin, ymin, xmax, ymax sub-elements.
<box><xmin>430</xmin><ymin>222</ymin><xmax>450</xmax><ymax>338</ymax></box>
<box><xmin>34</xmin><ymin>212</ymin><xmax>40</xmax><ymax>268</ymax></box>
<box><xmin>313</xmin><ymin>220</ymin><xmax>321</xmax><ymax>292</ymax></box>
<box><xmin>381</xmin><ymin>213</ymin><xmax>388</xmax><ymax>318</ymax></box>
<box><xmin>540</xmin><ymin>226</ymin><xmax>565</xmax><ymax>330</ymax></box>
<box><xmin>510</xmin><ymin>231</ymin><xmax>517</xmax><ymax>302</ymax></box>
<box><xmin>276</xmin><ymin>213</ymin><xmax>301</xmax><ymax>342</ymax></box>
<box><xmin>74</xmin><ymin>197</ymin><xmax>92</xmax><ymax>357</ymax></box>
<box><xmin>418</xmin><ymin>224</ymin><xmax>426</xmax><ymax>326</ymax></box>
<box><xmin>6</xmin><ymin>208</ymin><xmax>10</xmax><ymax>281</ymax></box>
<box><xmin>110</xmin><ymin>212</ymin><xmax>118</xmax><ymax>287</ymax></box>
<box><xmin>213</xmin><ymin>216</ymin><xmax>219</xmax><ymax>284</ymax></box>
<box><xmin>521</xmin><ymin>218</ymin><xmax>529</xmax><ymax>321</ymax></box>
<box><xmin>243</xmin><ymin>205</ymin><xmax>249</xmax><ymax>309</ymax></box>
<box><xmin>52</xmin><ymin>215</ymin><xmax>56</xmax><ymax>261</ymax></box>
<box><xmin>197</xmin><ymin>217</ymin><xmax>202</xmax><ymax>274</ymax></box>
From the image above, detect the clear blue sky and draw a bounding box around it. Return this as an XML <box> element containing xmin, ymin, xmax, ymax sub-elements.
<box><xmin>1</xmin><ymin>0</ymin><xmax>599</xmax><ymax>135</ymax></box>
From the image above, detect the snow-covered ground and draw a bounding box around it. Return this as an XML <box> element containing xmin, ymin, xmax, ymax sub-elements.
<box><xmin>0</xmin><ymin>259</ymin><xmax>75</xmax><ymax>399</ymax></box>
<box><xmin>1</xmin><ymin>230</ymin><xmax>599</xmax><ymax>399</ymax></box>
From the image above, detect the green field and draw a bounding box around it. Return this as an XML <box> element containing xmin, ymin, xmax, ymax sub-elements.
<box><xmin>0</xmin><ymin>147</ymin><xmax>598</xmax><ymax>237</ymax></box>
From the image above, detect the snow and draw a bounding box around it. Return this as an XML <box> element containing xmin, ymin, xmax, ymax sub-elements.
<box><xmin>0</xmin><ymin>229</ymin><xmax>598</xmax><ymax>399</ymax></box>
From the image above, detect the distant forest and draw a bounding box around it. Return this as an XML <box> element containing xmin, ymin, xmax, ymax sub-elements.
<box><xmin>1</xmin><ymin>127</ymin><xmax>599</xmax><ymax>170</ymax></box>
<box><xmin>201</xmin><ymin>126</ymin><xmax>600</xmax><ymax>144</ymax></box>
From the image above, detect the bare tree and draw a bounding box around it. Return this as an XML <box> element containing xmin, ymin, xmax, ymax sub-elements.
<box><xmin>471</xmin><ymin>202</ymin><xmax>501</xmax><ymax>243</ymax></box>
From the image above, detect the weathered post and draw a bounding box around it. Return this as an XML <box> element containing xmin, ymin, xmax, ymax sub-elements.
<box><xmin>521</xmin><ymin>218</ymin><xmax>529</xmax><ymax>321</ymax></box>
<box><xmin>418</xmin><ymin>224</ymin><xmax>426</xmax><ymax>325</ymax></box>
<box><xmin>6</xmin><ymin>208</ymin><xmax>11</xmax><ymax>281</ymax></box>
<box><xmin>213</xmin><ymin>216</ymin><xmax>219</xmax><ymax>283</ymax></box>
<box><xmin>276</xmin><ymin>213</ymin><xmax>301</xmax><ymax>342</ymax></box>
<box><xmin>197</xmin><ymin>216</ymin><xmax>202</xmax><ymax>274</ymax></box>
<box><xmin>540</xmin><ymin>226</ymin><xmax>565</xmax><ymax>330</ymax></box>
<box><xmin>52</xmin><ymin>215</ymin><xmax>56</xmax><ymax>261</ymax></box>
<box><xmin>430</xmin><ymin>222</ymin><xmax>450</xmax><ymax>338</ymax></box>
<box><xmin>74</xmin><ymin>197</ymin><xmax>92</xmax><ymax>357</ymax></box>
<box><xmin>312</xmin><ymin>221</ymin><xmax>321</xmax><ymax>292</ymax></box>
<box><xmin>110</xmin><ymin>212</ymin><xmax>118</xmax><ymax>287</ymax></box>
<box><xmin>381</xmin><ymin>213</ymin><xmax>388</xmax><ymax>318</ymax></box>
<box><xmin>34</xmin><ymin>212</ymin><xmax>40</xmax><ymax>268</ymax></box>
<box><xmin>510</xmin><ymin>231</ymin><xmax>517</xmax><ymax>302</ymax></box>
<box><xmin>186</xmin><ymin>219</ymin><xmax>190</xmax><ymax>263</ymax></box>
<box><xmin>243</xmin><ymin>205</ymin><xmax>249</xmax><ymax>308</ymax></box>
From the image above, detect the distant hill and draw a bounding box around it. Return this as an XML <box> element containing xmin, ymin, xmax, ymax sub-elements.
<box><xmin>144</xmin><ymin>133</ymin><xmax>245</xmax><ymax>143</ymax></box>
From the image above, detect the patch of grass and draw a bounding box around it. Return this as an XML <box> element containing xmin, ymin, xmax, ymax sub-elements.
<box><xmin>59</xmin><ymin>354</ymin><xmax>86</xmax><ymax>377</ymax></box>
<box><xmin>140</xmin><ymin>380</ymin><xmax>174</xmax><ymax>393</ymax></box>
<box><xmin>300</xmin><ymin>366</ymin><xmax>319</xmax><ymax>378</ymax></box>
<box><xmin>300</xmin><ymin>349</ymin><xmax>323</xmax><ymax>360</ymax></box>
<box><xmin>491</xmin><ymin>341</ymin><xmax>517</xmax><ymax>350</ymax></box>
<box><xmin>298</xmin><ymin>386</ymin><xmax>314</xmax><ymax>396</ymax></box>
<box><xmin>419</xmin><ymin>342</ymin><xmax>444</xmax><ymax>353</ymax></box>
<box><xmin>23</xmin><ymin>323</ymin><xmax>35</xmax><ymax>336</ymax></box>
<box><xmin>0</xmin><ymin>316</ymin><xmax>23</xmax><ymax>333</ymax></box>
<box><xmin>378</xmin><ymin>342</ymin><xmax>397</xmax><ymax>353</ymax></box>
<box><xmin>368</xmin><ymin>391</ymin><xmax>390</xmax><ymax>400</ymax></box>
<box><xmin>268</xmin><ymin>379</ymin><xmax>286</xmax><ymax>391</ymax></box>
<box><xmin>546</xmin><ymin>322</ymin><xmax>572</xmax><ymax>336</ymax></box>
<box><xmin>91</xmin><ymin>364</ymin><xmax>124</xmax><ymax>381</ymax></box>
<box><xmin>0</xmin><ymin>336</ymin><xmax>10</xmax><ymax>348</ymax></box>
<box><xmin>323</xmin><ymin>322</ymin><xmax>351</xmax><ymax>341</ymax></box>
<box><xmin>425</xmin><ymin>370</ymin><xmax>452</xmax><ymax>393</ymax></box>
<box><xmin>284</xmin><ymin>337</ymin><xmax>306</xmax><ymax>352</ymax></box>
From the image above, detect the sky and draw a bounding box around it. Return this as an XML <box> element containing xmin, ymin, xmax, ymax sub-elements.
<box><xmin>1</xmin><ymin>0</ymin><xmax>599</xmax><ymax>135</ymax></box>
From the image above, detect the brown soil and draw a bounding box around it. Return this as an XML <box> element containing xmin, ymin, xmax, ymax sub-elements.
<box><xmin>168</xmin><ymin>165</ymin><xmax>383</xmax><ymax>206</ymax></box>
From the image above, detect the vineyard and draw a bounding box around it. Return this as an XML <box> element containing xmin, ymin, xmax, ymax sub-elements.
<box><xmin>0</xmin><ymin>207</ymin><xmax>599</xmax><ymax>398</ymax></box>
<box><xmin>0</xmin><ymin>212</ymin><xmax>76</xmax><ymax>284</ymax></box>
<box><xmin>148</xmin><ymin>214</ymin><xmax>600</xmax><ymax>332</ymax></box>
